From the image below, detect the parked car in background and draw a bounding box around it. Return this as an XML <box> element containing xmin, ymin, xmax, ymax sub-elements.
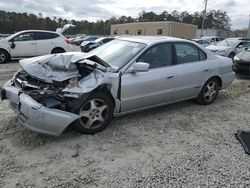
<box><xmin>71</xmin><ymin>36</ymin><xmax>97</xmax><ymax>46</ymax></box>
<box><xmin>0</xmin><ymin>30</ymin><xmax>73</xmax><ymax>63</ymax></box>
<box><xmin>201</xmin><ymin>36</ymin><xmax>223</xmax><ymax>45</ymax></box>
<box><xmin>206</xmin><ymin>38</ymin><xmax>250</xmax><ymax>59</ymax></box>
<box><xmin>1</xmin><ymin>36</ymin><xmax>234</xmax><ymax>135</ymax></box>
<box><xmin>233</xmin><ymin>48</ymin><xmax>250</xmax><ymax>75</ymax></box>
<box><xmin>81</xmin><ymin>37</ymin><xmax>115</xmax><ymax>52</ymax></box>
<box><xmin>192</xmin><ymin>39</ymin><xmax>211</xmax><ymax>47</ymax></box>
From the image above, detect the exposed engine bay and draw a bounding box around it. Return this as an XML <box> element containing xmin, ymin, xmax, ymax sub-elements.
<box><xmin>12</xmin><ymin>53</ymin><xmax>111</xmax><ymax>113</ymax></box>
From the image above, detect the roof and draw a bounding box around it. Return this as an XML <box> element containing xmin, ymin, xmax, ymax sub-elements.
<box><xmin>15</xmin><ymin>30</ymin><xmax>58</xmax><ymax>34</ymax></box>
<box><xmin>116</xmin><ymin>36</ymin><xmax>188</xmax><ymax>45</ymax></box>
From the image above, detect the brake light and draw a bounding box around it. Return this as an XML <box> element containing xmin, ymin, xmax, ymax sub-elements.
<box><xmin>65</xmin><ymin>39</ymin><xmax>71</xmax><ymax>44</ymax></box>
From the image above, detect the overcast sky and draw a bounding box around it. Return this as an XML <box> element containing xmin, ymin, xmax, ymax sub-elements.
<box><xmin>0</xmin><ymin>0</ymin><xmax>249</xmax><ymax>29</ymax></box>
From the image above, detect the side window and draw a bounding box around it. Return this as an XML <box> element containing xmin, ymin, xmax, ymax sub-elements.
<box><xmin>13</xmin><ymin>33</ymin><xmax>35</xmax><ymax>41</ymax></box>
<box><xmin>34</xmin><ymin>32</ymin><xmax>59</xmax><ymax>40</ymax></box>
<box><xmin>216</xmin><ymin>38</ymin><xmax>220</xmax><ymax>42</ymax></box>
<box><xmin>175</xmin><ymin>43</ymin><xmax>205</xmax><ymax>64</ymax></box>
<box><xmin>210</xmin><ymin>38</ymin><xmax>215</xmax><ymax>43</ymax></box>
<box><xmin>199</xmin><ymin>50</ymin><xmax>207</xmax><ymax>61</ymax></box>
<box><xmin>137</xmin><ymin>43</ymin><xmax>172</xmax><ymax>69</ymax></box>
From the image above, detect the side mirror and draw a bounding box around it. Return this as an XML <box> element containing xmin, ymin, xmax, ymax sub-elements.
<box><xmin>10</xmin><ymin>40</ymin><xmax>16</xmax><ymax>49</ymax></box>
<box><xmin>237</xmin><ymin>44</ymin><xmax>243</xmax><ymax>48</ymax></box>
<box><xmin>127</xmin><ymin>62</ymin><xmax>150</xmax><ymax>73</ymax></box>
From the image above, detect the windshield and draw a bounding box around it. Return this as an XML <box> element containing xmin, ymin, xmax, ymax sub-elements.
<box><xmin>216</xmin><ymin>39</ymin><xmax>239</xmax><ymax>47</ymax></box>
<box><xmin>87</xmin><ymin>39</ymin><xmax>146</xmax><ymax>71</ymax></box>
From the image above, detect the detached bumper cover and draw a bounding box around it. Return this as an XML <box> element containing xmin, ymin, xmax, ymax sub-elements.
<box><xmin>3</xmin><ymin>83</ymin><xmax>79</xmax><ymax>136</ymax></box>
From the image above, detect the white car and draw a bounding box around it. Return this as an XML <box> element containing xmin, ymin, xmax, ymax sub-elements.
<box><xmin>201</xmin><ymin>36</ymin><xmax>222</xmax><ymax>45</ymax></box>
<box><xmin>0</xmin><ymin>30</ymin><xmax>73</xmax><ymax>63</ymax></box>
<box><xmin>192</xmin><ymin>39</ymin><xmax>211</xmax><ymax>47</ymax></box>
<box><xmin>206</xmin><ymin>38</ymin><xmax>250</xmax><ymax>59</ymax></box>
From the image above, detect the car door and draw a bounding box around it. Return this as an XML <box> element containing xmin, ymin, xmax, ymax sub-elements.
<box><xmin>9</xmin><ymin>32</ymin><xmax>37</xmax><ymax>57</ymax></box>
<box><xmin>174</xmin><ymin>42</ymin><xmax>210</xmax><ymax>100</ymax></box>
<box><xmin>34</xmin><ymin>32</ymin><xmax>60</xmax><ymax>55</ymax></box>
<box><xmin>120</xmin><ymin>43</ymin><xmax>177</xmax><ymax>112</ymax></box>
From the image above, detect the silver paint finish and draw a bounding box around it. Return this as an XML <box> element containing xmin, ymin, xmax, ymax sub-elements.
<box><xmin>3</xmin><ymin>36</ymin><xmax>235</xmax><ymax>135</ymax></box>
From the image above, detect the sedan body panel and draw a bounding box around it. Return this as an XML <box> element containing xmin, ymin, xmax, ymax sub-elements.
<box><xmin>121</xmin><ymin>66</ymin><xmax>176</xmax><ymax>112</ymax></box>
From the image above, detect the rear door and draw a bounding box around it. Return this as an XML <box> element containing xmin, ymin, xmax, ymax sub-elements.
<box><xmin>173</xmin><ymin>42</ymin><xmax>210</xmax><ymax>100</ymax></box>
<box><xmin>10</xmin><ymin>32</ymin><xmax>37</xmax><ymax>57</ymax></box>
<box><xmin>121</xmin><ymin>43</ymin><xmax>178</xmax><ymax>112</ymax></box>
<box><xmin>34</xmin><ymin>32</ymin><xmax>60</xmax><ymax>55</ymax></box>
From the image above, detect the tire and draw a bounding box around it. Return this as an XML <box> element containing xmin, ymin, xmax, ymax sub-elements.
<box><xmin>73</xmin><ymin>92</ymin><xmax>114</xmax><ymax>134</ymax></box>
<box><xmin>228</xmin><ymin>52</ymin><xmax>235</xmax><ymax>60</ymax></box>
<box><xmin>196</xmin><ymin>78</ymin><xmax>220</xmax><ymax>105</ymax></box>
<box><xmin>51</xmin><ymin>48</ymin><xmax>65</xmax><ymax>54</ymax></box>
<box><xmin>0</xmin><ymin>49</ymin><xmax>9</xmax><ymax>64</ymax></box>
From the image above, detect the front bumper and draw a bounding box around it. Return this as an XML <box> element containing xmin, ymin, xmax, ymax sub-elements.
<box><xmin>3</xmin><ymin>81</ymin><xmax>79</xmax><ymax>136</ymax></box>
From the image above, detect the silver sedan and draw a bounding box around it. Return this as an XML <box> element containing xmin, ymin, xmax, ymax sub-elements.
<box><xmin>1</xmin><ymin>36</ymin><xmax>234</xmax><ymax>136</ymax></box>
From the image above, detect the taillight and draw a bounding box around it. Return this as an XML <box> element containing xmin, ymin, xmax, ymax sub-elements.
<box><xmin>65</xmin><ymin>39</ymin><xmax>71</xmax><ymax>44</ymax></box>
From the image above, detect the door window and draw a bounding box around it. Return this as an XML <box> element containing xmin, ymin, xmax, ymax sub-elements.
<box><xmin>175</xmin><ymin>43</ymin><xmax>206</xmax><ymax>64</ymax></box>
<box><xmin>13</xmin><ymin>33</ymin><xmax>35</xmax><ymax>41</ymax></box>
<box><xmin>137</xmin><ymin>43</ymin><xmax>172</xmax><ymax>69</ymax></box>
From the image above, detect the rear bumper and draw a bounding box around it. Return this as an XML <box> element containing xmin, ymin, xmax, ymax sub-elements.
<box><xmin>3</xmin><ymin>81</ymin><xmax>79</xmax><ymax>136</ymax></box>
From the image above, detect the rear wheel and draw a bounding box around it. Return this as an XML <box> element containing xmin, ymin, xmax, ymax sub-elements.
<box><xmin>74</xmin><ymin>92</ymin><xmax>114</xmax><ymax>134</ymax></box>
<box><xmin>196</xmin><ymin>78</ymin><xmax>220</xmax><ymax>105</ymax></box>
<box><xmin>0</xmin><ymin>49</ymin><xmax>9</xmax><ymax>63</ymax></box>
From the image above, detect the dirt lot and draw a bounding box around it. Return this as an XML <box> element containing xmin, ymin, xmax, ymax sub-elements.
<box><xmin>1</xmin><ymin>61</ymin><xmax>250</xmax><ymax>187</ymax></box>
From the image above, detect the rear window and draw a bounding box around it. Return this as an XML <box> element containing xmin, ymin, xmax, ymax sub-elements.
<box><xmin>34</xmin><ymin>32</ymin><xmax>60</xmax><ymax>40</ymax></box>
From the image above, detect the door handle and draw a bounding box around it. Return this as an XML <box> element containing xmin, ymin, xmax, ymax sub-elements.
<box><xmin>166</xmin><ymin>75</ymin><xmax>175</xmax><ymax>79</ymax></box>
<box><xmin>30</xmin><ymin>43</ymin><xmax>36</xmax><ymax>45</ymax></box>
<box><xmin>203</xmin><ymin>69</ymin><xmax>209</xmax><ymax>72</ymax></box>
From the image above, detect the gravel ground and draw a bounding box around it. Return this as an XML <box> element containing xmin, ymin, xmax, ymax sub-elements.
<box><xmin>1</xmin><ymin>61</ymin><xmax>250</xmax><ymax>187</ymax></box>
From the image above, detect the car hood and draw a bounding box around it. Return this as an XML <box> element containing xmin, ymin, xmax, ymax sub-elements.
<box><xmin>19</xmin><ymin>52</ymin><xmax>90</xmax><ymax>83</ymax></box>
<box><xmin>236</xmin><ymin>50</ymin><xmax>250</xmax><ymax>62</ymax></box>
<box><xmin>206</xmin><ymin>45</ymin><xmax>232</xmax><ymax>51</ymax></box>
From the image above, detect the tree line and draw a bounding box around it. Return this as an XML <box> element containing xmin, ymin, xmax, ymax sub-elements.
<box><xmin>0</xmin><ymin>9</ymin><xmax>231</xmax><ymax>35</ymax></box>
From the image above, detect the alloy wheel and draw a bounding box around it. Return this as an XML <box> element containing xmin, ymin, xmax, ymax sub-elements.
<box><xmin>203</xmin><ymin>81</ymin><xmax>218</xmax><ymax>103</ymax></box>
<box><xmin>79</xmin><ymin>99</ymin><xmax>109</xmax><ymax>129</ymax></box>
<box><xmin>0</xmin><ymin>52</ymin><xmax>6</xmax><ymax>63</ymax></box>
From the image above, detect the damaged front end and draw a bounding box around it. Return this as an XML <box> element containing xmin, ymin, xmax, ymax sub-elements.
<box><xmin>2</xmin><ymin>52</ymin><xmax>120</xmax><ymax>136</ymax></box>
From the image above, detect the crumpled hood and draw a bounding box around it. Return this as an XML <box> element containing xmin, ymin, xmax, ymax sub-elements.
<box><xmin>19</xmin><ymin>52</ymin><xmax>88</xmax><ymax>83</ymax></box>
<box><xmin>206</xmin><ymin>45</ymin><xmax>233</xmax><ymax>52</ymax></box>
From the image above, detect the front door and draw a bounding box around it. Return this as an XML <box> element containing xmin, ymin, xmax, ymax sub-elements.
<box><xmin>121</xmin><ymin>43</ymin><xmax>177</xmax><ymax>112</ymax></box>
<box><xmin>10</xmin><ymin>32</ymin><xmax>37</xmax><ymax>57</ymax></box>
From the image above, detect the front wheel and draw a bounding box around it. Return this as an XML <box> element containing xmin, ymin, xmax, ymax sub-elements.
<box><xmin>74</xmin><ymin>92</ymin><xmax>114</xmax><ymax>134</ymax></box>
<box><xmin>0</xmin><ymin>49</ymin><xmax>9</xmax><ymax>64</ymax></box>
<box><xmin>196</xmin><ymin>78</ymin><xmax>220</xmax><ymax>105</ymax></box>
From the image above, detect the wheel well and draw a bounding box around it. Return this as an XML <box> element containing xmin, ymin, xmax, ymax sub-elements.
<box><xmin>228</xmin><ymin>52</ymin><xmax>235</xmax><ymax>57</ymax></box>
<box><xmin>209</xmin><ymin>76</ymin><xmax>222</xmax><ymax>89</ymax></box>
<box><xmin>0</xmin><ymin>48</ymin><xmax>10</xmax><ymax>59</ymax></box>
<box><xmin>94</xmin><ymin>84</ymin><xmax>116</xmax><ymax>106</ymax></box>
<box><xmin>51</xmin><ymin>47</ymin><xmax>65</xmax><ymax>53</ymax></box>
